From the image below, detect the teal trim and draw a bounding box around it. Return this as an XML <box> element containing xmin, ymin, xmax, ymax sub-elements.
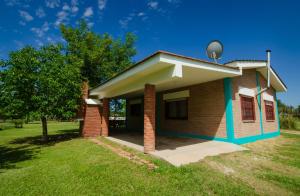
<box><xmin>157</xmin><ymin>130</ymin><xmax>279</xmax><ymax>145</ymax></box>
<box><xmin>224</xmin><ymin>78</ymin><xmax>235</xmax><ymax>141</ymax></box>
<box><xmin>232</xmin><ymin>131</ymin><xmax>280</xmax><ymax>144</ymax></box>
<box><xmin>256</xmin><ymin>71</ymin><xmax>264</xmax><ymax>135</ymax></box>
<box><xmin>156</xmin><ymin>93</ymin><xmax>161</xmax><ymax>132</ymax></box>
<box><xmin>274</xmin><ymin>92</ymin><xmax>281</xmax><ymax>133</ymax></box>
<box><xmin>157</xmin><ymin>131</ymin><xmax>228</xmax><ymax>142</ymax></box>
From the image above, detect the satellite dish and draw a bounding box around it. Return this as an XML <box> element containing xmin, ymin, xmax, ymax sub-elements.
<box><xmin>206</xmin><ymin>40</ymin><xmax>223</xmax><ymax>63</ymax></box>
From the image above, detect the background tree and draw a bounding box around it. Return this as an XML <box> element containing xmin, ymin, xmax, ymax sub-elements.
<box><xmin>0</xmin><ymin>45</ymin><xmax>82</xmax><ymax>141</ymax></box>
<box><xmin>60</xmin><ymin>20</ymin><xmax>136</xmax><ymax>87</ymax></box>
<box><xmin>0</xmin><ymin>47</ymin><xmax>39</xmax><ymax>121</ymax></box>
<box><xmin>33</xmin><ymin>44</ymin><xmax>82</xmax><ymax>141</ymax></box>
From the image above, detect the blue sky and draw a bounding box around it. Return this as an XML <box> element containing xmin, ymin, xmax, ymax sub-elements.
<box><xmin>0</xmin><ymin>0</ymin><xmax>299</xmax><ymax>106</ymax></box>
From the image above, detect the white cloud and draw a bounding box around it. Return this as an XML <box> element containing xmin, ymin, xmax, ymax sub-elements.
<box><xmin>4</xmin><ymin>0</ymin><xmax>30</xmax><ymax>8</ymax></box>
<box><xmin>119</xmin><ymin>14</ymin><xmax>134</xmax><ymax>29</ymax></box>
<box><xmin>45</xmin><ymin>0</ymin><xmax>60</xmax><ymax>8</ymax></box>
<box><xmin>19</xmin><ymin>10</ymin><xmax>33</xmax><ymax>22</ymax></box>
<box><xmin>70</xmin><ymin>0</ymin><xmax>79</xmax><ymax>14</ymax></box>
<box><xmin>83</xmin><ymin>7</ymin><xmax>93</xmax><ymax>18</ymax></box>
<box><xmin>119</xmin><ymin>12</ymin><xmax>147</xmax><ymax>29</ymax></box>
<box><xmin>54</xmin><ymin>1</ymin><xmax>79</xmax><ymax>27</ymax></box>
<box><xmin>31</xmin><ymin>22</ymin><xmax>50</xmax><ymax>38</ymax></box>
<box><xmin>148</xmin><ymin>1</ymin><xmax>158</xmax><ymax>10</ymax></box>
<box><xmin>98</xmin><ymin>0</ymin><xmax>107</xmax><ymax>10</ymax></box>
<box><xmin>87</xmin><ymin>22</ymin><xmax>94</xmax><ymax>28</ymax></box>
<box><xmin>55</xmin><ymin>10</ymin><xmax>69</xmax><ymax>26</ymax></box>
<box><xmin>5</xmin><ymin>0</ymin><xmax>20</xmax><ymax>6</ymax></box>
<box><xmin>62</xmin><ymin>4</ymin><xmax>70</xmax><ymax>11</ymax></box>
<box><xmin>137</xmin><ymin>12</ymin><xmax>145</xmax><ymax>17</ymax></box>
<box><xmin>36</xmin><ymin>7</ymin><xmax>46</xmax><ymax>18</ymax></box>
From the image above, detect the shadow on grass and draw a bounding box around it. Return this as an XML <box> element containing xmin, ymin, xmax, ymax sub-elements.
<box><xmin>0</xmin><ymin>145</ymin><xmax>39</xmax><ymax>171</ymax></box>
<box><xmin>10</xmin><ymin>129</ymin><xmax>80</xmax><ymax>146</ymax></box>
<box><xmin>1</xmin><ymin>129</ymin><xmax>80</xmax><ymax>172</ymax></box>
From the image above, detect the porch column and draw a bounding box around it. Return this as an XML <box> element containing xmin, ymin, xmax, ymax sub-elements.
<box><xmin>144</xmin><ymin>84</ymin><xmax>156</xmax><ymax>153</ymax></box>
<box><xmin>101</xmin><ymin>98</ymin><xmax>109</xmax><ymax>137</ymax></box>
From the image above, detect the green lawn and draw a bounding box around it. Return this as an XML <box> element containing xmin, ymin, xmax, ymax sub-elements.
<box><xmin>0</xmin><ymin>122</ymin><xmax>299</xmax><ymax>195</ymax></box>
<box><xmin>295</xmin><ymin>120</ymin><xmax>300</xmax><ymax>130</ymax></box>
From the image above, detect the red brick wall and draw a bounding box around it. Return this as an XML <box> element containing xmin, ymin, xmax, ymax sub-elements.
<box><xmin>259</xmin><ymin>74</ymin><xmax>279</xmax><ymax>133</ymax></box>
<box><xmin>159</xmin><ymin>80</ymin><xmax>227</xmax><ymax>138</ymax></box>
<box><xmin>232</xmin><ymin>69</ymin><xmax>261</xmax><ymax>138</ymax></box>
<box><xmin>82</xmin><ymin>105</ymin><xmax>101</xmax><ymax>137</ymax></box>
<box><xmin>144</xmin><ymin>84</ymin><xmax>155</xmax><ymax>153</ymax></box>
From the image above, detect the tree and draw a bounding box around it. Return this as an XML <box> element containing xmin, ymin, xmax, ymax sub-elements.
<box><xmin>0</xmin><ymin>45</ymin><xmax>82</xmax><ymax>141</ymax></box>
<box><xmin>0</xmin><ymin>47</ymin><xmax>39</xmax><ymax>120</ymax></box>
<box><xmin>60</xmin><ymin>20</ymin><xmax>136</xmax><ymax>87</ymax></box>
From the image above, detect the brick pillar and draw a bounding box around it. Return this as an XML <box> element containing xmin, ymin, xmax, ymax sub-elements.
<box><xmin>101</xmin><ymin>98</ymin><xmax>109</xmax><ymax>137</ymax></box>
<box><xmin>82</xmin><ymin>104</ymin><xmax>101</xmax><ymax>137</ymax></box>
<box><xmin>144</xmin><ymin>84</ymin><xmax>156</xmax><ymax>153</ymax></box>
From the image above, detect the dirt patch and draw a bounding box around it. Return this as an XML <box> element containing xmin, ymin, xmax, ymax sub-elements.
<box><xmin>90</xmin><ymin>138</ymin><xmax>158</xmax><ymax>170</ymax></box>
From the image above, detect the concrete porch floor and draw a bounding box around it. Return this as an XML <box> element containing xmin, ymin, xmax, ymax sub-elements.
<box><xmin>106</xmin><ymin>132</ymin><xmax>247</xmax><ymax>166</ymax></box>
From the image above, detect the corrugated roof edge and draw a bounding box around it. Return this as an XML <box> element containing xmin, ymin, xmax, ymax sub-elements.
<box><xmin>225</xmin><ymin>59</ymin><xmax>267</xmax><ymax>64</ymax></box>
<box><xmin>225</xmin><ymin>60</ymin><xmax>287</xmax><ymax>90</ymax></box>
<box><xmin>90</xmin><ymin>50</ymin><xmax>239</xmax><ymax>91</ymax></box>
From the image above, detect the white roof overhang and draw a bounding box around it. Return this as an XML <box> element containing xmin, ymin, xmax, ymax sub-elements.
<box><xmin>257</xmin><ymin>66</ymin><xmax>287</xmax><ymax>92</ymax></box>
<box><xmin>90</xmin><ymin>52</ymin><xmax>241</xmax><ymax>99</ymax></box>
<box><xmin>226</xmin><ymin>61</ymin><xmax>287</xmax><ymax>92</ymax></box>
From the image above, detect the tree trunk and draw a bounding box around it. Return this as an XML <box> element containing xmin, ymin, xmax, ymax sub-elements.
<box><xmin>41</xmin><ymin>116</ymin><xmax>48</xmax><ymax>142</ymax></box>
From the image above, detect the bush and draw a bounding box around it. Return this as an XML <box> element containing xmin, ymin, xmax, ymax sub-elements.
<box><xmin>280</xmin><ymin>115</ymin><xmax>296</xmax><ymax>130</ymax></box>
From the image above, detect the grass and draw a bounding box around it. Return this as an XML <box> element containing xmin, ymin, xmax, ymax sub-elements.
<box><xmin>0</xmin><ymin>122</ymin><xmax>299</xmax><ymax>195</ymax></box>
<box><xmin>294</xmin><ymin>120</ymin><xmax>300</xmax><ymax>130</ymax></box>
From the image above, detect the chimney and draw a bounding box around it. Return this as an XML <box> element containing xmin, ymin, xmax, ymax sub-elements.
<box><xmin>266</xmin><ymin>50</ymin><xmax>271</xmax><ymax>88</ymax></box>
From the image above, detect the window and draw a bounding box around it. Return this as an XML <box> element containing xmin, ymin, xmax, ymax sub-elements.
<box><xmin>165</xmin><ymin>99</ymin><xmax>188</xmax><ymax>120</ymax></box>
<box><xmin>265</xmin><ymin>101</ymin><xmax>275</xmax><ymax>120</ymax></box>
<box><xmin>130</xmin><ymin>104</ymin><xmax>141</xmax><ymax>116</ymax></box>
<box><xmin>240</xmin><ymin>95</ymin><xmax>255</xmax><ymax>121</ymax></box>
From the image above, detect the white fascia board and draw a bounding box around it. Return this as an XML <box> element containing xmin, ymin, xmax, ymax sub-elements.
<box><xmin>237</xmin><ymin>62</ymin><xmax>266</xmax><ymax>69</ymax></box>
<box><xmin>90</xmin><ymin>55</ymin><xmax>160</xmax><ymax>95</ymax></box>
<box><xmin>159</xmin><ymin>53</ymin><xmax>242</xmax><ymax>75</ymax></box>
<box><xmin>270</xmin><ymin>68</ymin><xmax>287</xmax><ymax>92</ymax></box>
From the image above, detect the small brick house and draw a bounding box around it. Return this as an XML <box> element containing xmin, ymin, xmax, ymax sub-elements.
<box><xmin>82</xmin><ymin>50</ymin><xmax>287</xmax><ymax>153</ymax></box>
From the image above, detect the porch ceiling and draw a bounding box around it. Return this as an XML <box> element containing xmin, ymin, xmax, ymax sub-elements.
<box><xmin>90</xmin><ymin>51</ymin><xmax>241</xmax><ymax>98</ymax></box>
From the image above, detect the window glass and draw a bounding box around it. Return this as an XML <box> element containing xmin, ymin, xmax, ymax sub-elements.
<box><xmin>165</xmin><ymin>99</ymin><xmax>188</xmax><ymax>120</ymax></box>
<box><xmin>240</xmin><ymin>96</ymin><xmax>255</xmax><ymax>121</ymax></box>
<box><xmin>265</xmin><ymin>101</ymin><xmax>275</xmax><ymax>120</ymax></box>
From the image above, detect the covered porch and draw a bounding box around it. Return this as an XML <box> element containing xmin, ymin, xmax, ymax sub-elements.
<box><xmin>105</xmin><ymin>132</ymin><xmax>246</xmax><ymax>166</ymax></box>
<box><xmin>90</xmin><ymin>51</ymin><xmax>241</xmax><ymax>153</ymax></box>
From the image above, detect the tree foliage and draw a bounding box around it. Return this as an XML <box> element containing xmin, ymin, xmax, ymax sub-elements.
<box><xmin>0</xmin><ymin>47</ymin><xmax>39</xmax><ymax>119</ymax></box>
<box><xmin>0</xmin><ymin>45</ymin><xmax>82</xmax><ymax>140</ymax></box>
<box><xmin>60</xmin><ymin>20</ymin><xmax>136</xmax><ymax>87</ymax></box>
